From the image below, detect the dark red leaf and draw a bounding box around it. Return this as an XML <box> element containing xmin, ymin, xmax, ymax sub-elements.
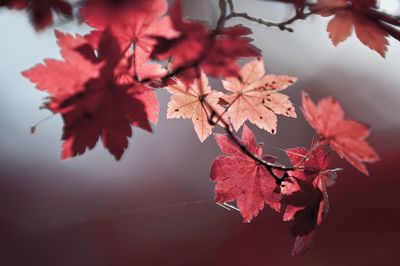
<box><xmin>151</xmin><ymin>0</ymin><xmax>260</xmax><ymax>85</ymax></box>
<box><xmin>23</xmin><ymin>30</ymin><xmax>159</xmax><ymax>160</ymax></box>
<box><xmin>281</xmin><ymin>178</ymin><xmax>327</xmax><ymax>256</ymax></box>
<box><xmin>282</xmin><ymin>138</ymin><xmax>338</xmax><ymax>255</ymax></box>
<box><xmin>81</xmin><ymin>0</ymin><xmax>179</xmax><ymax>64</ymax></box>
<box><xmin>1</xmin><ymin>0</ymin><xmax>72</xmax><ymax>30</ymax></box>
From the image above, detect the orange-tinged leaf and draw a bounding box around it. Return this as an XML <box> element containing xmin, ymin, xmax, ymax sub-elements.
<box><xmin>315</xmin><ymin>0</ymin><xmax>388</xmax><ymax>57</ymax></box>
<box><xmin>221</xmin><ymin>58</ymin><xmax>297</xmax><ymax>133</ymax></box>
<box><xmin>301</xmin><ymin>92</ymin><xmax>380</xmax><ymax>175</ymax></box>
<box><xmin>327</xmin><ymin>11</ymin><xmax>353</xmax><ymax>45</ymax></box>
<box><xmin>166</xmin><ymin>73</ymin><xmax>224</xmax><ymax>142</ymax></box>
<box><xmin>353</xmin><ymin>14</ymin><xmax>388</xmax><ymax>57</ymax></box>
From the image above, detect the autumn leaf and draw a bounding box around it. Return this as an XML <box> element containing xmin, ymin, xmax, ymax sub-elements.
<box><xmin>0</xmin><ymin>0</ymin><xmax>72</xmax><ymax>30</ymax></box>
<box><xmin>204</xmin><ymin>25</ymin><xmax>260</xmax><ymax>78</ymax></box>
<box><xmin>283</xmin><ymin>140</ymin><xmax>335</xmax><ymax>222</ymax></box>
<box><xmin>81</xmin><ymin>0</ymin><xmax>179</xmax><ymax>62</ymax></box>
<box><xmin>314</xmin><ymin>0</ymin><xmax>389</xmax><ymax>57</ymax></box>
<box><xmin>281</xmin><ymin>177</ymin><xmax>328</xmax><ymax>256</ymax></box>
<box><xmin>85</xmin><ymin>31</ymin><xmax>167</xmax><ymax>83</ymax></box>
<box><xmin>221</xmin><ymin>58</ymin><xmax>297</xmax><ymax>133</ymax></box>
<box><xmin>151</xmin><ymin>0</ymin><xmax>260</xmax><ymax>85</ymax></box>
<box><xmin>301</xmin><ymin>92</ymin><xmax>379</xmax><ymax>175</ymax></box>
<box><xmin>281</xmin><ymin>138</ymin><xmax>341</xmax><ymax>255</ymax></box>
<box><xmin>291</xmin><ymin>231</ymin><xmax>316</xmax><ymax>256</ymax></box>
<box><xmin>80</xmin><ymin>0</ymin><xmax>168</xmax><ymax>31</ymax></box>
<box><xmin>285</xmin><ymin>138</ymin><xmax>336</xmax><ymax>185</ymax></box>
<box><xmin>211</xmin><ymin>125</ymin><xmax>281</xmax><ymax>222</ymax></box>
<box><xmin>151</xmin><ymin>0</ymin><xmax>209</xmax><ymax>73</ymax></box>
<box><xmin>166</xmin><ymin>72</ymin><xmax>224</xmax><ymax>142</ymax></box>
<box><xmin>23</xmin><ymin>29</ymin><xmax>159</xmax><ymax>160</ymax></box>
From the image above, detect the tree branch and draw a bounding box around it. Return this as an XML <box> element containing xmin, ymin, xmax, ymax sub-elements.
<box><xmin>222</xmin><ymin>0</ymin><xmax>312</xmax><ymax>32</ymax></box>
<box><xmin>217</xmin><ymin>0</ymin><xmax>227</xmax><ymax>28</ymax></box>
<box><xmin>219</xmin><ymin>0</ymin><xmax>400</xmax><ymax>38</ymax></box>
<box><xmin>202</xmin><ymin>97</ymin><xmax>295</xmax><ymax>185</ymax></box>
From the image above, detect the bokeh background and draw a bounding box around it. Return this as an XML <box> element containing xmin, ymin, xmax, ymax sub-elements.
<box><xmin>1</xmin><ymin>0</ymin><xmax>400</xmax><ymax>265</ymax></box>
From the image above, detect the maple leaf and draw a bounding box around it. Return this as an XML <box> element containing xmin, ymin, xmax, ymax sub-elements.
<box><xmin>0</xmin><ymin>0</ymin><xmax>72</xmax><ymax>30</ymax></box>
<box><xmin>23</xmin><ymin>29</ymin><xmax>159</xmax><ymax>160</ymax></box>
<box><xmin>166</xmin><ymin>72</ymin><xmax>224</xmax><ymax>142</ymax></box>
<box><xmin>301</xmin><ymin>92</ymin><xmax>379</xmax><ymax>175</ymax></box>
<box><xmin>81</xmin><ymin>0</ymin><xmax>179</xmax><ymax>62</ymax></box>
<box><xmin>204</xmin><ymin>25</ymin><xmax>260</xmax><ymax>78</ymax></box>
<box><xmin>285</xmin><ymin>138</ymin><xmax>336</xmax><ymax>184</ymax></box>
<box><xmin>281</xmin><ymin>177</ymin><xmax>328</xmax><ymax>256</ymax></box>
<box><xmin>313</xmin><ymin>0</ymin><xmax>388</xmax><ymax>57</ymax></box>
<box><xmin>80</xmin><ymin>0</ymin><xmax>166</xmax><ymax>30</ymax></box>
<box><xmin>281</xmin><ymin>139</ymin><xmax>341</xmax><ymax>255</ymax></box>
<box><xmin>85</xmin><ymin>31</ymin><xmax>167</xmax><ymax>83</ymax></box>
<box><xmin>151</xmin><ymin>0</ymin><xmax>260</xmax><ymax>85</ymax></box>
<box><xmin>221</xmin><ymin>58</ymin><xmax>297</xmax><ymax>133</ymax></box>
<box><xmin>283</xmin><ymin>140</ymin><xmax>336</xmax><ymax>222</ymax></box>
<box><xmin>210</xmin><ymin>125</ymin><xmax>281</xmax><ymax>222</ymax></box>
<box><xmin>151</xmin><ymin>0</ymin><xmax>209</xmax><ymax>72</ymax></box>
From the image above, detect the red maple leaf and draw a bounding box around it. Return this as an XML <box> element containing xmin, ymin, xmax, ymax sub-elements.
<box><xmin>23</xmin><ymin>29</ymin><xmax>159</xmax><ymax>160</ymax></box>
<box><xmin>313</xmin><ymin>0</ymin><xmax>388</xmax><ymax>57</ymax></box>
<box><xmin>210</xmin><ymin>125</ymin><xmax>280</xmax><ymax>222</ymax></box>
<box><xmin>282</xmin><ymin>139</ymin><xmax>338</xmax><ymax>255</ymax></box>
<box><xmin>81</xmin><ymin>0</ymin><xmax>178</xmax><ymax>63</ymax></box>
<box><xmin>151</xmin><ymin>0</ymin><xmax>260</xmax><ymax>85</ymax></box>
<box><xmin>281</xmin><ymin>178</ymin><xmax>325</xmax><ymax>255</ymax></box>
<box><xmin>301</xmin><ymin>92</ymin><xmax>379</xmax><ymax>175</ymax></box>
<box><xmin>80</xmin><ymin>0</ymin><xmax>166</xmax><ymax>29</ymax></box>
<box><xmin>285</xmin><ymin>138</ymin><xmax>336</xmax><ymax>185</ymax></box>
<box><xmin>283</xmin><ymin>140</ymin><xmax>336</xmax><ymax>223</ymax></box>
<box><xmin>0</xmin><ymin>0</ymin><xmax>72</xmax><ymax>30</ymax></box>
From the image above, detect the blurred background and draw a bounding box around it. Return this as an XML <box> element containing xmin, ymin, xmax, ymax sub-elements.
<box><xmin>0</xmin><ymin>0</ymin><xmax>399</xmax><ymax>265</ymax></box>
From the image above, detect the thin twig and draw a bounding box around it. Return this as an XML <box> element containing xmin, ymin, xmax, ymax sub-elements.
<box><xmin>223</xmin><ymin>0</ymin><xmax>313</xmax><ymax>32</ymax></box>
<box><xmin>217</xmin><ymin>0</ymin><xmax>227</xmax><ymax>28</ymax></box>
<box><xmin>30</xmin><ymin>113</ymin><xmax>56</xmax><ymax>133</ymax></box>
